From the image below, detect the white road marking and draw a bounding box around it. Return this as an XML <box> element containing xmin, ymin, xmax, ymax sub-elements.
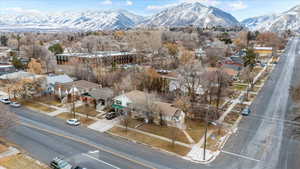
<box><xmin>88</xmin><ymin>150</ymin><xmax>99</xmax><ymax>154</ymax></box>
<box><xmin>82</xmin><ymin>153</ymin><xmax>121</xmax><ymax>169</ymax></box>
<box><xmin>221</xmin><ymin>150</ymin><xmax>260</xmax><ymax>162</ymax></box>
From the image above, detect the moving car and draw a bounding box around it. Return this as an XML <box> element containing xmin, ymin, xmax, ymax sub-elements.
<box><xmin>66</xmin><ymin>119</ymin><xmax>80</xmax><ymax>126</ymax></box>
<box><xmin>0</xmin><ymin>98</ymin><xmax>11</xmax><ymax>104</ymax></box>
<box><xmin>10</xmin><ymin>102</ymin><xmax>21</xmax><ymax>108</ymax></box>
<box><xmin>50</xmin><ymin>157</ymin><xmax>72</xmax><ymax>169</ymax></box>
<box><xmin>105</xmin><ymin>112</ymin><xmax>118</xmax><ymax>120</ymax></box>
<box><xmin>241</xmin><ymin>107</ymin><xmax>251</xmax><ymax>116</ymax></box>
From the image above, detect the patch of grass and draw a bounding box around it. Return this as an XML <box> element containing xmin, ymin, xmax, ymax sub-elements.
<box><xmin>109</xmin><ymin>127</ymin><xmax>190</xmax><ymax>156</ymax></box>
<box><xmin>186</xmin><ymin>119</ymin><xmax>205</xmax><ymax>143</ymax></box>
<box><xmin>0</xmin><ymin>154</ymin><xmax>50</xmax><ymax>169</ymax></box>
<box><xmin>55</xmin><ymin>112</ymin><xmax>96</xmax><ymax>126</ymax></box>
<box><xmin>20</xmin><ymin>100</ymin><xmax>56</xmax><ymax>113</ymax></box>
<box><xmin>233</xmin><ymin>84</ymin><xmax>247</xmax><ymax>91</ymax></box>
<box><xmin>37</xmin><ymin>96</ymin><xmax>63</xmax><ymax>107</ymax></box>
<box><xmin>253</xmin><ymin>86</ymin><xmax>261</xmax><ymax>92</ymax></box>
<box><xmin>201</xmin><ymin>129</ymin><xmax>227</xmax><ymax>152</ymax></box>
<box><xmin>126</xmin><ymin>119</ymin><xmax>190</xmax><ymax>144</ymax></box>
<box><xmin>76</xmin><ymin>105</ymin><xmax>99</xmax><ymax>117</ymax></box>
<box><xmin>224</xmin><ymin>112</ymin><xmax>240</xmax><ymax>125</ymax></box>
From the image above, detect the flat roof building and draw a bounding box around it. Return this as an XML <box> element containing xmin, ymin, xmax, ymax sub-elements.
<box><xmin>55</xmin><ymin>51</ymin><xmax>141</xmax><ymax>66</ymax></box>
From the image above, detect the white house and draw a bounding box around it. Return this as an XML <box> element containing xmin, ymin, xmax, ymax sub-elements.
<box><xmin>46</xmin><ymin>74</ymin><xmax>73</xmax><ymax>93</ymax></box>
<box><xmin>113</xmin><ymin>90</ymin><xmax>186</xmax><ymax>129</ymax></box>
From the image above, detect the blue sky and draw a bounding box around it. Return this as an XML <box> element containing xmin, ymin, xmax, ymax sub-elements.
<box><xmin>0</xmin><ymin>0</ymin><xmax>299</xmax><ymax>21</ymax></box>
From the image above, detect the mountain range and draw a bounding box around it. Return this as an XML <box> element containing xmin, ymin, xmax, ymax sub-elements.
<box><xmin>242</xmin><ymin>5</ymin><xmax>300</xmax><ymax>32</ymax></box>
<box><xmin>0</xmin><ymin>2</ymin><xmax>300</xmax><ymax>32</ymax></box>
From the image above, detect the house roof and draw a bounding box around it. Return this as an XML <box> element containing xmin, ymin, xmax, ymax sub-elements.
<box><xmin>207</xmin><ymin>67</ymin><xmax>238</xmax><ymax>77</ymax></box>
<box><xmin>0</xmin><ymin>71</ymin><xmax>44</xmax><ymax>80</ymax></box>
<box><xmin>119</xmin><ymin>90</ymin><xmax>182</xmax><ymax>117</ymax></box>
<box><xmin>47</xmin><ymin>74</ymin><xmax>73</xmax><ymax>85</ymax></box>
<box><xmin>254</xmin><ymin>47</ymin><xmax>273</xmax><ymax>51</ymax></box>
<box><xmin>154</xmin><ymin>101</ymin><xmax>181</xmax><ymax>117</ymax></box>
<box><xmin>89</xmin><ymin>88</ymin><xmax>114</xmax><ymax>100</ymax></box>
<box><xmin>57</xmin><ymin>80</ymin><xmax>100</xmax><ymax>91</ymax></box>
<box><xmin>123</xmin><ymin>90</ymin><xmax>148</xmax><ymax>106</ymax></box>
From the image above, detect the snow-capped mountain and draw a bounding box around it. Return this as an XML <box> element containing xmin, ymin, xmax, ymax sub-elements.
<box><xmin>242</xmin><ymin>5</ymin><xmax>300</xmax><ymax>32</ymax></box>
<box><xmin>0</xmin><ymin>2</ymin><xmax>242</xmax><ymax>32</ymax></box>
<box><xmin>0</xmin><ymin>9</ymin><xmax>145</xmax><ymax>31</ymax></box>
<box><xmin>140</xmin><ymin>2</ymin><xmax>240</xmax><ymax>28</ymax></box>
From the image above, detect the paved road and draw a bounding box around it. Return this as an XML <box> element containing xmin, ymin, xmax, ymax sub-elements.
<box><xmin>4</xmin><ymin>38</ymin><xmax>300</xmax><ymax>169</ymax></box>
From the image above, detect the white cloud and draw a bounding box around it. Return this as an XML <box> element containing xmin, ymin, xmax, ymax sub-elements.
<box><xmin>101</xmin><ymin>0</ymin><xmax>112</xmax><ymax>5</ymax></box>
<box><xmin>227</xmin><ymin>1</ymin><xmax>247</xmax><ymax>11</ymax></box>
<box><xmin>4</xmin><ymin>7</ymin><xmax>41</xmax><ymax>14</ymax></box>
<box><xmin>126</xmin><ymin>0</ymin><xmax>133</xmax><ymax>6</ymax></box>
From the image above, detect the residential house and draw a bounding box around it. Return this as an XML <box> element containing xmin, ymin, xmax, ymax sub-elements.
<box><xmin>88</xmin><ymin>88</ymin><xmax>114</xmax><ymax>111</ymax></box>
<box><xmin>0</xmin><ymin>71</ymin><xmax>44</xmax><ymax>80</ymax></box>
<box><xmin>0</xmin><ymin>65</ymin><xmax>15</xmax><ymax>76</ymax></box>
<box><xmin>254</xmin><ymin>47</ymin><xmax>273</xmax><ymax>57</ymax></box>
<box><xmin>195</xmin><ymin>48</ymin><xmax>206</xmax><ymax>60</ymax></box>
<box><xmin>46</xmin><ymin>74</ymin><xmax>73</xmax><ymax>94</ymax></box>
<box><xmin>113</xmin><ymin>90</ymin><xmax>186</xmax><ymax>128</ymax></box>
<box><xmin>55</xmin><ymin>80</ymin><xmax>101</xmax><ymax>100</ymax></box>
<box><xmin>207</xmin><ymin>67</ymin><xmax>239</xmax><ymax>81</ymax></box>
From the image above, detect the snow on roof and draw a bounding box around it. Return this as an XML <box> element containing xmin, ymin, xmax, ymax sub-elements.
<box><xmin>47</xmin><ymin>74</ymin><xmax>73</xmax><ymax>85</ymax></box>
<box><xmin>254</xmin><ymin>47</ymin><xmax>273</xmax><ymax>50</ymax></box>
<box><xmin>0</xmin><ymin>65</ymin><xmax>14</xmax><ymax>68</ymax></box>
<box><xmin>57</xmin><ymin>51</ymin><xmax>137</xmax><ymax>58</ymax></box>
<box><xmin>0</xmin><ymin>71</ymin><xmax>44</xmax><ymax>80</ymax></box>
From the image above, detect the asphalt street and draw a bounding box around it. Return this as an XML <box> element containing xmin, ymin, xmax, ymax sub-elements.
<box><xmin>4</xmin><ymin>38</ymin><xmax>300</xmax><ymax>169</ymax></box>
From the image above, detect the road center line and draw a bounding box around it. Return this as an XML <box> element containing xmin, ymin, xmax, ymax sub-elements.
<box><xmin>18</xmin><ymin>122</ymin><xmax>155</xmax><ymax>169</ymax></box>
<box><xmin>221</xmin><ymin>150</ymin><xmax>260</xmax><ymax>162</ymax></box>
<box><xmin>82</xmin><ymin>153</ymin><xmax>121</xmax><ymax>169</ymax></box>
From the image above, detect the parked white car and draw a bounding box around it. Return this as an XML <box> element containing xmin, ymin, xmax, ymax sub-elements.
<box><xmin>0</xmin><ymin>98</ymin><xmax>11</xmax><ymax>104</ymax></box>
<box><xmin>10</xmin><ymin>102</ymin><xmax>21</xmax><ymax>108</ymax></box>
<box><xmin>66</xmin><ymin>119</ymin><xmax>80</xmax><ymax>126</ymax></box>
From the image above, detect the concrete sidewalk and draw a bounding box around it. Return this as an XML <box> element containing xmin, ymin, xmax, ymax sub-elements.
<box><xmin>0</xmin><ymin>147</ymin><xmax>19</xmax><ymax>159</ymax></box>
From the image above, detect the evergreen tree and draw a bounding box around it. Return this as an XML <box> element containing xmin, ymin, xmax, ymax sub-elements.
<box><xmin>243</xmin><ymin>48</ymin><xmax>257</xmax><ymax>71</ymax></box>
<box><xmin>12</xmin><ymin>56</ymin><xmax>24</xmax><ymax>70</ymax></box>
<box><xmin>48</xmin><ymin>43</ymin><xmax>64</xmax><ymax>55</ymax></box>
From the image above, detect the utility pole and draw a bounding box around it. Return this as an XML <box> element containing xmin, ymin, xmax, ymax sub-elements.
<box><xmin>203</xmin><ymin>105</ymin><xmax>209</xmax><ymax>161</ymax></box>
<box><xmin>72</xmin><ymin>84</ymin><xmax>76</xmax><ymax>119</ymax></box>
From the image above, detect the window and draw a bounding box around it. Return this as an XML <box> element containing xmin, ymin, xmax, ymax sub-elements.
<box><xmin>116</xmin><ymin>100</ymin><xmax>122</xmax><ymax>105</ymax></box>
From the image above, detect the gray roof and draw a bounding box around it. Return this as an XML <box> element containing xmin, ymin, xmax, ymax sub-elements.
<box><xmin>89</xmin><ymin>88</ymin><xmax>114</xmax><ymax>100</ymax></box>
<box><xmin>0</xmin><ymin>71</ymin><xmax>44</xmax><ymax>80</ymax></box>
<box><xmin>47</xmin><ymin>74</ymin><xmax>73</xmax><ymax>85</ymax></box>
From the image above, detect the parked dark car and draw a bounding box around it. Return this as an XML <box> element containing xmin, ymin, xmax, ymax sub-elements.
<box><xmin>73</xmin><ymin>166</ymin><xmax>87</xmax><ymax>169</ymax></box>
<box><xmin>105</xmin><ymin>112</ymin><xmax>118</xmax><ymax>120</ymax></box>
<box><xmin>241</xmin><ymin>107</ymin><xmax>251</xmax><ymax>116</ymax></box>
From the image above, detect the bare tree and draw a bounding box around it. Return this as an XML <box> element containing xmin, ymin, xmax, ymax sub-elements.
<box><xmin>81</xmin><ymin>36</ymin><xmax>98</xmax><ymax>53</ymax></box>
<box><xmin>240</xmin><ymin>67</ymin><xmax>256</xmax><ymax>99</ymax></box>
<box><xmin>177</xmin><ymin>61</ymin><xmax>205</xmax><ymax>103</ymax></box>
<box><xmin>204</xmin><ymin>47</ymin><xmax>225</xmax><ymax>67</ymax></box>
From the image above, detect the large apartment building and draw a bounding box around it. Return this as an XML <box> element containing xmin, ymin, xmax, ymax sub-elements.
<box><xmin>55</xmin><ymin>51</ymin><xmax>141</xmax><ymax>66</ymax></box>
